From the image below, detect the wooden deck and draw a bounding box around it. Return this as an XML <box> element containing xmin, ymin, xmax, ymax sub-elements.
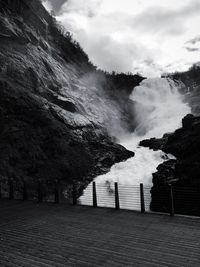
<box><xmin>0</xmin><ymin>200</ymin><xmax>200</xmax><ymax>267</ymax></box>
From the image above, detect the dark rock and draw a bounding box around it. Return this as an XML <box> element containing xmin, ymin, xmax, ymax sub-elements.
<box><xmin>0</xmin><ymin>80</ymin><xmax>134</xmax><ymax>190</ymax></box>
<box><xmin>140</xmin><ymin>137</ymin><xmax>168</xmax><ymax>151</ymax></box>
<box><xmin>140</xmin><ymin>112</ymin><xmax>200</xmax><ymax>215</ymax></box>
<box><xmin>0</xmin><ymin>0</ymin><xmax>139</xmax><ymax>199</ymax></box>
<box><xmin>182</xmin><ymin>114</ymin><xmax>195</xmax><ymax>129</ymax></box>
<box><xmin>148</xmin><ymin>114</ymin><xmax>200</xmax><ymax>215</ymax></box>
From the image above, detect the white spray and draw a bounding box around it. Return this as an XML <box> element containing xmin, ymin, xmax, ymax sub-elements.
<box><xmin>80</xmin><ymin>78</ymin><xmax>191</xmax><ymax>209</ymax></box>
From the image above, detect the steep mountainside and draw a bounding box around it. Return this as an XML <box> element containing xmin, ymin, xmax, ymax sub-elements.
<box><xmin>0</xmin><ymin>0</ymin><xmax>144</xmax><ymax>192</ymax></box>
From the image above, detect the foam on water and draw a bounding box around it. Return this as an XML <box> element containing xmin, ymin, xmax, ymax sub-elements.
<box><xmin>80</xmin><ymin>78</ymin><xmax>191</xmax><ymax>209</ymax></box>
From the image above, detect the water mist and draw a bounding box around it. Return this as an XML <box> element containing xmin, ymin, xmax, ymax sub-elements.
<box><xmin>80</xmin><ymin>78</ymin><xmax>191</xmax><ymax>209</ymax></box>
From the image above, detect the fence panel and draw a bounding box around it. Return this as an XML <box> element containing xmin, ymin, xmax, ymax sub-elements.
<box><xmin>173</xmin><ymin>186</ymin><xmax>200</xmax><ymax>216</ymax></box>
<box><xmin>1</xmin><ymin>178</ymin><xmax>200</xmax><ymax>217</ymax></box>
<box><xmin>26</xmin><ymin>180</ymin><xmax>38</xmax><ymax>201</ymax></box>
<box><xmin>78</xmin><ymin>183</ymin><xmax>93</xmax><ymax>206</ymax></box>
<box><xmin>0</xmin><ymin>180</ymin><xmax>9</xmax><ymax>199</ymax></box>
<box><xmin>96</xmin><ymin>183</ymin><xmax>115</xmax><ymax>208</ymax></box>
<box><xmin>118</xmin><ymin>184</ymin><xmax>140</xmax><ymax>210</ymax></box>
<box><xmin>150</xmin><ymin>186</ymin><xmax>171</xmax><ymax>213</ymax></box>
<box><xmin>42</xmin><ymin>182</ymin><xmax>55</xmax><ymax>203</ymax></box>
<box><xmin>13</xmin><ymin>180</ymin><xmax>23</xmax><ymax>200</ymax></box>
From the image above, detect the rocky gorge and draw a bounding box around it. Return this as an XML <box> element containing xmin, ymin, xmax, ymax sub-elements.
<box><xmin>0</xmin><ymin>0</ymin><xmax>200</xmax><ymax>215</ymax></box>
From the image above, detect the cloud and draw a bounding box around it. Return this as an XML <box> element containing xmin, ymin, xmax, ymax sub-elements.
<box><xmin>184</xmin><ymin>46</ymin><xmax>200</xmax><ymax>52</ymax></box>
<box><xmin>59</xmin><ymin>0</ymin><xmax>102</xmax><ymax>17</ymax></box>
<box><xmin>42</xmin><ymin>0</ymin><xmax>66</xmax><ymax>14</ymax></box>
<box><xmin>87</xmin><ymin>35</ymin><xmax>163</xmax><ymax>75</ymax></box>
<box><xmin>131</xmin><ymin>1</ymin><xmax>200</xmax><ymax>36</ymax></box>
<box><xmin>53</xmin><ymin>0</ymin><xmax>200</xmax><ymax>77</ymax></box>
<box><xmin>42</xmin><ymin>0</ymin><xmax>53</xmax><ymax>12</ymax></box>
<box><xmin>51</xmin><ymin>0</ymin><xmax>66</xmax><ymax>13</ymax></box>
<box><xmin>184</xmin><ymin>34</ymin><xmax>200</xmax><ymax>53</ymax></box>
<box><xmin>186</xmin><ymin>35</ymin><xmax>200</xmax><ymax>45</ymax></box>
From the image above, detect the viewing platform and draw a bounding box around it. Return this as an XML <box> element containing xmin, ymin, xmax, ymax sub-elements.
<box><xmin>0</xmin><ymin>199</ymin><xmax>200</xmax><ymax>266</ymax></box>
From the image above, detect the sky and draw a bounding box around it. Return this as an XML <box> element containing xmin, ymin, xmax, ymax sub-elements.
<box><xmin>42</xmin><ymin>0</ymin><xmax>200</xmax><ymax>77</ymax></box>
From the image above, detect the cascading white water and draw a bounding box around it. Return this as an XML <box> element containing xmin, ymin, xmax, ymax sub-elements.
<box><xmin>80</xmin><ymin>78</ymin><xmax>191</xmax><ymax>209</ymax></box>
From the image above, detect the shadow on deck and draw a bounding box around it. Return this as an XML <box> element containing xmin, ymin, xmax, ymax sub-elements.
<box><xmin>0</xmin><ymin>200</ymin><xmax>200</xmax><ymax>266</ymax></box>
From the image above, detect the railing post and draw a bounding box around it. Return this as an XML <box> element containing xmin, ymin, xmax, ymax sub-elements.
<box><xmin>37</xmin><ymin>180</ymin><xmax>43</xmax><ymax>203</ymax></box>
<box><xmin>72</xmin><ymin>182</ymin><xmax>77</xmax><ymax>205</ymax></box>
<box><xmin>140</xmin><ymin>183</ymin><xmax>145</xmax><ymax>213</ymax></box>
<box><xmin>115</xmin><ymin>182</ymin><xmax>120</xmax><ymax>210</ymax></box>
<box><xmin>9</xmin><ymin>179</ymin><xmax>14</xmax><ymax>200</ymax></box>
<box><xmin>0</xmin><ymin>181</ymin><xmax>2</xmax><ymax>199</ymax></box>
<box><xmin>169</xmin><ymin>185</ymin><xmax>174</xmax><ymax>217</ymax></box>
<box><xmin>23</xmin><ymin>180</ymin><xmax>28</xmax><ymax>201</ymax></box>
<box><xmin>54</xmin><ymin>180</ymin><xmax>59</xmax><ymax>204</ymax></box>
<box><xmin>93</xmin><ymin>182</ymin><xmax>97</xmax><ymax>207</ymax></box>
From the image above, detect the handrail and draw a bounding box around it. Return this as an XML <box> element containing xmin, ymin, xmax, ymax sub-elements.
<box><xmin>0</xmin><ymin>179</ymin><xmax>199</xmax><ymax>217</ymax></box>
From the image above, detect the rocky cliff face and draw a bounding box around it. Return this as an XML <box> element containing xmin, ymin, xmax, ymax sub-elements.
<box><xmin>141</xmin><ymin>114</ymin><xmax>200</xmax><ymax>215</ymax></box>
<box><xmin>0</xmin><ymin>0</ymin><xmax>143</xmax><ymax>194</ymax></box>
<box><xmin>167</xmin><ymin>64</ymin><xmax>200</xmax><ymax>115</ymax></box>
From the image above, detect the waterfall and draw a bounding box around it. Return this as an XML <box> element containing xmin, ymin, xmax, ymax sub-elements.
<box><xmin>80</xmin><ymin>78</ymin><xmax>191</xmax><ymax>209</ymax></box>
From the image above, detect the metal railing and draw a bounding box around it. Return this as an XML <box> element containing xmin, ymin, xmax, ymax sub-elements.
<box><xmin>0</xmin><ymin>179</ymin><xmax>199</xmax><ymax>217</ymax></box>
<box><xmin>79</xmin><ymin>183</ymin><xmax>150</xmax><ymax>212</ymax></box>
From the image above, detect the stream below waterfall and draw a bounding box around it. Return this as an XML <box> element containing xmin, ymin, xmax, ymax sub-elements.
<box><xmin>79</xmin><ymin>78</ymin><xmax>191</xmax><ymax>210</ymax></box>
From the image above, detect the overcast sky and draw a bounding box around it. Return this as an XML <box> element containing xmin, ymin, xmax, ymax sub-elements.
<box><xmin>43</xmin><ymin>0</ymin><xmax>200</xmax><ymax>77</ymax></box>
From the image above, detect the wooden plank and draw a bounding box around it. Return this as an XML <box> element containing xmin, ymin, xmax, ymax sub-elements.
<box><xmin>0</xmin><ymin>200</ymin><xmax>200</xmax><ymax>267</ymax></box>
